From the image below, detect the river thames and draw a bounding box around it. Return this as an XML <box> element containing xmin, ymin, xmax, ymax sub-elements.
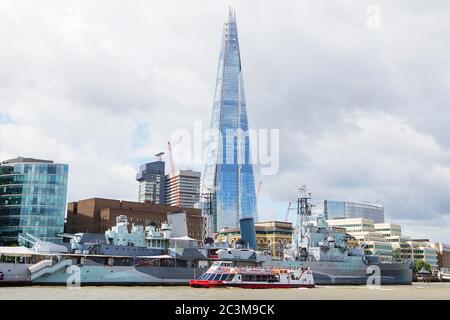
<box><xmin>1</xmin><ymin>283</ymin><xmax>450</xmax><ymax>300</ymax></box>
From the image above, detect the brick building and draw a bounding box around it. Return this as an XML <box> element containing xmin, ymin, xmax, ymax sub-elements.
<box><xmin>65</xmin><ymin>198</ymin><xmax>203</xmax><ymax>240</ymax></box>
<box><xmin>435</xmin><ymin>243</ymin><xmax>450</xmax><ymax>269</ymax></box>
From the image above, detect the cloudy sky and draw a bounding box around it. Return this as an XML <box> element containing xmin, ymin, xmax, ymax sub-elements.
<box><xmin>1</xmin><ymin>1</ymin><xmax>450</xmax><ymax>242</ymax></box>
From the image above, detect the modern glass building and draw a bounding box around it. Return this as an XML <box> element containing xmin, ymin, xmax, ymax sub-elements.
<box><xmin>202</xmin><ymin>8</ymin><xmax>257</xmax><ymax>232</ymax></box>
<box><xmin>0</xmin><ymin>157</ymin><xmax>68</xmax><ymax>245</ymax></box>
<box><xmin>323</xmin><ymin>200</ymin><xmax>385</xmax><ymax>223</ymax></box>
<box><xmin>136</xmin><ymin>160</ymin><xmax>166</xmax><ymax>205</ymax></box>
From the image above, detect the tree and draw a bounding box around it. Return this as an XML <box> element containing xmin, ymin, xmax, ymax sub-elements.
<box><xmin>413</xmin><ymin>260</ymin><xmax>432</xmax><ymax>274</ymax></box>
<box><xmin>392</xmin><ymin>248</ymin><xmax>401</xmax><ymax>262</ymax></box>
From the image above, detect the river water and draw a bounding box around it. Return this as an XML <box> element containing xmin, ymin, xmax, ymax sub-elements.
<box><xmin>1</xmin><ymin>283</ymin><xmax>450</xmax><ymax>300</ymax></box>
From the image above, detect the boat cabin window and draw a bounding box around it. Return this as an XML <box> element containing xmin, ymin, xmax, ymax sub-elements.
<box><xmin>228</xmin><ymin>274</ymin><xmax>235</xmax><ymax>281</ymax></box>
<box><xmin>290</xmin><ymin>272</ymin><xmax>300</xmax><ymax>280</ymax></box>
<box><xmin>199</xmin><ymin>273</ymin><xmax>209</xmax><ymax>280</ymax></box>
<box><xmin>219</xmin><ymin>274</ymin><xmax>229</xmax><ymax>281</ymax></box>
<box><xmin>242</xmin><ymin>274</ymin><xmax>280</xmax><ymax>282</ymax></box>
<box><xmin>207</xmin><ymin>274</ymin><xmax>216</xmax><ymax>280</ymax></box>
<box><xmin>212</xmin><ymin>261</ymin><xmax>232</xmax><ymax>268</ymax></box>
<box><xmin>213</xmin><ymin>274</ymin><xmax>222</xmax><ymax>281</ymax></box>
<box><xmin>199</xmin><ymin>273</ymin><xmax>208</xmax><ymax>280</ymax></box>
<box><xmin>243</xmin><ymin>274</ymin><xmax>272</xmax><ymax>282</ymax></box>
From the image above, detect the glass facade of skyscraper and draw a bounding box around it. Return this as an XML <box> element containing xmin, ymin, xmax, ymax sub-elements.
<box><xmin>323</xmin><ymin>200</ymin><xmax>385</xmax><ymax>223</ymax></box>
<box><xmin>202</xmin><ymin>9</ymin><xmax>257</xmax><ymax>232</ymax></box>
<box><xmin>0</xmin><ymin>158</ymin><xmax>68</xmax><ymax>245</ymax></box>
<box><xmin>136</xmin><ymin>161</ymin><xmax>166</xmax><ymax>205</ymax></box>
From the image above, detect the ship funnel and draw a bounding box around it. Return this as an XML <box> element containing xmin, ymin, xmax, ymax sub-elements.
<box><xmin>239</xmin><ymin>217</ymin><xmax>257</xmax><ymax>250</ymax></box>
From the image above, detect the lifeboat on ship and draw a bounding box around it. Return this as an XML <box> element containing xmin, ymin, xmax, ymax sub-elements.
<box><xmin>189</xmin><ymin>261</ymin><xmax>315</xmax><ymax>289</ymax></box>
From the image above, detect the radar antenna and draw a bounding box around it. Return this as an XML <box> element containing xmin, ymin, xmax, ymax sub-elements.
<box><xmin>200</xmin><ymin>187</ymin><xmax>214</xmax><ymax>244</ymax></box>
<box><xmin>296</xmin><ymin>185</ymin><xmax>312</xmax><ymax>250</ymax></box>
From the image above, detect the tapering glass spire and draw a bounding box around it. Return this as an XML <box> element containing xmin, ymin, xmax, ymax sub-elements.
<box><xmin>202</xmin><ymin>8</ymin><xmax>257</xmax><ymax>232</ymax></box>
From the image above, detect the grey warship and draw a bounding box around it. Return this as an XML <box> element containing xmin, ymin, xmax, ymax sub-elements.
<box><xmin>0</xmin><ymin>214</ymin><xmax>217</xmax><ymax>286</ymax></box>
<box><xmin>264</xmin><ymin>219</ymin><xmax>412</xmax><ymax>285</ymax></box>
<box><xmin>1</xmin><ymin>197</ymin><xmax>412</xmax><ymax>286</ymax></box>
<box><xmin>217</xmin><ymin>190</ymin><xmax>413</xmax><ymax>285</ymax></box>
<box><xmin>217</xmin><ymin>222</ymin><xmax>412</xmax><ymax>285</ymax></box>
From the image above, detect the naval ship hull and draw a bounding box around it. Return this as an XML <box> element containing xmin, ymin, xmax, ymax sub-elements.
<box><xmin>3</xmin><ymin>260</ymin><xmax>412</xmax><ymax>286</ymax></box>
<box><xmin>32</xmin><ymin>265</ymin><xmax>207</xmax><ymax>286</ymax></box>
<box><xmin>0</xmin><ymin>263</ymin><xmax>32</xmax><ymax>286</ymax></box>
<box><xmin>263</xmin><ymin>261</ymin><xmax>412</xmax><ymax>285</ymax></box>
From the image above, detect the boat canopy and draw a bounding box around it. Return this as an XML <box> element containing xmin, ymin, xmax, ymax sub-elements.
<box><xmin>170</xmin><ymin>236</ymin><xmax>197</xmax><ymax>241</ymax></box>
<box><xmin>61</xmin><ymin>253</ymin><xmax>173</xmax><ymax>259</ymax></box>
<box><xmin>0</xmin><ymin>246</ymin><xmax>39</xmax><ymax>257</ymax></box>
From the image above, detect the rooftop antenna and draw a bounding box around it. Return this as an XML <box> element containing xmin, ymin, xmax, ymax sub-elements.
<box><xmin>284</xmin><ymin>201</ymin><xmax>295</xmax><ymax>222</ymax></box>
<box><xmin>255</xmin><ymin>180</ymin><xmax>262</xmax><ymax>222</ymax></box>
<box><xmin>155</xmin><ymin>152</ymin><xmax>165</xmax><ymax>162</ymax></box>
<box><xmin>167</xmin><ymin>142</ymin><xmax>180</xmax><ymax>206</ymax></box>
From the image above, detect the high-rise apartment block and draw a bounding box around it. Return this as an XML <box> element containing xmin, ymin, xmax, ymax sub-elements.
<box><xmin>166</xmin><ymin>170</ymin><xmax>201</xmax><ymax>208</ymax></box>
<box><xmin>136</xmin><ymin>160</ymin><xmax>200</xmax><ymax>208</ymax></box>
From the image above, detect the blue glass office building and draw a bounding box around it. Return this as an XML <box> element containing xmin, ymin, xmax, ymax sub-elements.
<box><xmin>202</xmin><ymin>9</ymin><xmax>257</xmax><ymax>232</ymax></box>
<box><xmin>0</xmin><ymin>157</ymin><xmax>68</xmax><ymax>245</ymax></box>
<box><xmin>324</xmin><ymin>200</ymin><xmax>385</xmax><ymax>223</ymax></box>
<box><xmin>136</xmin><ymin>160</ymin><xmax>166</xmax><ymax>205</ymax></box>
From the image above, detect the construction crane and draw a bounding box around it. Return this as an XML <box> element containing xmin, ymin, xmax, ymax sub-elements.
<box><xmin>200</xmin><ymin>189</ymin><xmax>214</xmax><ymax>245</ymax></box>
<box><xmin>167</xmin><ymin>141</ymin><xmax>180</xmax><ymax>207</ymax></box>
<box><xmin>284</xmin><ymin>201</ymin><xmax>293</xmax><ymax>222</ymax></box>
<box><xmin>256</xmin><ymin>181</ymin><xmax>262</xmax><ymax>198</ymax></box>
<box><xmin>255</xmin><ymin>180</ymin><xmax>262</xmax><ymax>222</ymax></box>
<box><xmin>167</xmin><ymin>142</ymin><xmax>176</xmax><ymax>178</ymax></box>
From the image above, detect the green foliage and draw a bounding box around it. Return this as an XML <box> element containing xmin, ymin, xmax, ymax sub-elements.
<box><xmin>392</xmin><ymin>248</ymin><xmax>401</xmax><ymax>261</ymax></box>
<box><xmin>413</xmin><ymin>260</ymin><xmax>432</xmax><ymax>273</ymax></box>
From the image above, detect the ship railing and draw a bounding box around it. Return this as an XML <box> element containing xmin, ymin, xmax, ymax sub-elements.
<box><xmin>134</xmin><ymin>258</ymin><xmax>166</xmax><ymax>267</ymax></box>
<box><xmin>135</xmin><ymin>259</ymin><xmax>155</xmax><ymax>267</ymax></box>
<box><xmin>226</xmin><ymin>266</ymin><xmax>309</xmax><ymax>273</ymax></box>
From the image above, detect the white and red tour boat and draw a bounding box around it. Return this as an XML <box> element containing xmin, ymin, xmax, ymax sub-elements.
<box><xmin>190</xmin><ymin>261</ymin><xmax>315</xmax><ymax>289</ymax></box>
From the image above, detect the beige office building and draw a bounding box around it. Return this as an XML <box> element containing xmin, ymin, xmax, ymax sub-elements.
<box><xmin>216</xmin><ymin>221</ymin><xmax>294</xmax><ymax>259</ymax></box>
<box><xmin>402</xmin><ymin>239</ymin><xmax>439</xmax><ymax>270</ymax></box>
<box><xmin>327</xmin><ymin>218</ymin><xmax>438</xmax><ymax>269</ymax></box>
<box><xmin>326</xmin><ymin>218</ymin><xmax>393</xmax><ymax>262</ymax></box>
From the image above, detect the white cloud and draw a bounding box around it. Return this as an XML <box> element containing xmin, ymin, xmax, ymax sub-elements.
<box><xmin>0</xmin><ymin>1</ymin><xmax>449</xmax><ymax>242</ymax></box>
<box><xmin>259</xmin><ymin>111</ymin><xmax>450</xmax><ymax>241</ymax></box>
<box><xmin>0</xmin><ymin>122</ymin><xmax>137</xmax><ymax>201</ymax></box>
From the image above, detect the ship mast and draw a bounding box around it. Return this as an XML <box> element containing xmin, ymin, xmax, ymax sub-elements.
<box><xmin>200</xmin><ymin>187</ymin><xmax>214</xmax><ymax>244</ymax></box>
<box><xmin>296</xmin><ymin>185</ymin><xmax>312</xmax><ymax>251</ymax></box>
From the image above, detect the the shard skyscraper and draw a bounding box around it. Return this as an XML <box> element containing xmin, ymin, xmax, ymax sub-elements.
<box><xmin>202</xmin><ymin>8</ymin><xmax>257</xmax><ymax>232</ymax></box>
